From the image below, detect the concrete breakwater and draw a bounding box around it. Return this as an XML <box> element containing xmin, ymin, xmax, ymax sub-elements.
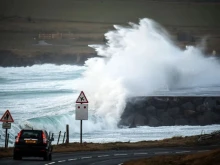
<box><xmin>119</xmin><ymin>97</ymin><xmax>220</xmax><ymax>127</ymax></box>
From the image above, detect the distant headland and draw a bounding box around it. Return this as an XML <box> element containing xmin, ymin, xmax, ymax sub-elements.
<box><xmin>0</xmin><ymin>0</ymin><xmax>219</xmax><ymax>67</ymax></box>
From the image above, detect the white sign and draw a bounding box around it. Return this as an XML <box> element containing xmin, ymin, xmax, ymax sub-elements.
<box><xmin>2</xmin><ymin>122</ymin><xmax>11</xmax><ymax>129</ymax></box>
<box><xmin>0</xmin><ymin>110</ymin><xmax>14</xmax><ymax>122</ymax></box>
<box><xmin>76</xmin><ymin>91</ymin><xmax>88</xmax><ymax>103</ymax></box>
<box><xmin>75</xmin><ymin>104</ymin><xmax>88</xmax><ymax>120</ymax></box>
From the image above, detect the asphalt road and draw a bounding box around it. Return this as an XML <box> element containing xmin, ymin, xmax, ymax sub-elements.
<box><xmin>1</xmin><ymin>145</ymin><xmax>219</xmax><ymax>165</ymax></box>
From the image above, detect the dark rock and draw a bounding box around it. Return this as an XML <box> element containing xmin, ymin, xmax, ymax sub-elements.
<box><xmin>160</xmin><ymin>112</ymin><xmax>175</xmax><ymax>126</ymax></box>
<box><xmin>118</xmin><ymin>114</ymin><xmax>135</xmax><ymax>127</ymax></box>
<box><xmin>175</xmin><ymin>118</ymin><xmax>188</xmax><ymax>125</ymax></box>
<box><xmin>169</xmin><ymin>97</ymin><xmax>181</xmax><ymax>107</ymax></box>
<box><xmin>167</xmin><ymin>107</ymin><xmax>180</xmax><ymax>118</ymax></box>
<box><xmin>121</xmin><ymin>102</ymin><xmax>135</xmax><ymax>119</ymax></box>
<box><xmin>192</xmin><ymin>97</ymin><xmax>204</xmax><ymax>105</ymax></box>
<box><xmin>196</xmin><ymin>104</ymin><xmax>207</xmax><ymax>113</ymax></box>
<box><xmin>181</xmin><ymin>102</ymin><xmax>195</xmax><ymax>110</ymax></box>
<box><xmin>133</xmin><ymin>114</ymin><xmax>147</xmax><ymax>126</ymax></box>
<box><xmin>151</xmin><ymin>97</ymin><xmax>169</xmax><ymax>109</ymax></box>
<box><xmin>203</xmin><ymin>97</ymin><xmax>216</xmax><ymax>110</ymax></box>
<box><xmin>144</xmin><ymin>106</ymin><xmax>157</xmax><ymax>117</ymax></box>
<box><xmin>188</xmin><ymin>118</ymin><xmax>198</xmax><ymax>125</ymax></box>
<box><xmin>184</xmin><ymin>109</ymin><xmax>196</xmax><ymax>117</ymax></box>
<box><xmin>156</xmin><ymin>109</ymin><xmax>165</xmax><ymax>118</ymax></box>
<box><xmin>214</xmin><ymin>105</ymin><xmax>220</xmax><ymax>114</ymax></box>
<box><xmin>196</xmin><ymin>111</ymin><xmax>217</xmax><ymax>125</ymax></box>
<box><xmin>197</xmin><ymin>115</ymin><xmax>211</xmax><ymax>125</ymax></box>
<box><xmin>148</xmin><ymin>116</ymin><xmax>161</xmax><ymax>127</ymax></box>
<box><xmin>118</xmin><ymin>96</ymin><xmax>220</xmax><ymax>127</ymax></box>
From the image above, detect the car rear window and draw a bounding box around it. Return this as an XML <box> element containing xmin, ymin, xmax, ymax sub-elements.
<box><xmin>20</xmin><ymin>130</ymin><xmax>42</xmax><ymax>139</ymax></box>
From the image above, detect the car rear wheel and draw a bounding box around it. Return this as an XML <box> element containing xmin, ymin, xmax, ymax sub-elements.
<box><xmin>49</xmin><ymin>153</ymin><xmax>52</xmax><ymax>161</ymax></box>
<box><xmin>13</xmin><ymin>154</ymin><xmax>22</xmax><ymax>160</ymax></box>
<box><xmin>43</xmin><ymin>153</ymin><xmax>49</xmax><ymax>161</ymax></box>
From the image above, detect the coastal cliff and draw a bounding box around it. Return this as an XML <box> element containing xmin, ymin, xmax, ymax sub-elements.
<box><xmin>0</xmin><ymin>50</ymin><xmax>98</xmax><ymax>67</ymax></box>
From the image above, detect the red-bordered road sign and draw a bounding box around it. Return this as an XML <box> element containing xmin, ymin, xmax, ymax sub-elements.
<box><xmin>76</xmin><ymin>91</ymin><xmax>89</xmax><ymax>103</ymax></box>
<box><xmin>0</xmin><ymin>110</ymin><xmax>14</xmax><ymax>122</ymax></box>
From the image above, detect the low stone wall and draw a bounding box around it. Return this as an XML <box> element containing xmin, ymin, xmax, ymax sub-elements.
<box><xmin>119</xmin><ymin>97</ymin><xmax>220</xmax><ymax>127</ymax></box>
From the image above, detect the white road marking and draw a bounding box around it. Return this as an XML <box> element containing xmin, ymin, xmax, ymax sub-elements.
<box><xmin>134</xmin><ymin>152</ymin><xmax>148</xmax><ymax>155</ymax></box>
<box><xmin>68</xmin><ymin>158</ymin><xmax>77</xmax><ymax>161</ymax></box>
<box><xmin>58</xmin><ymin>160</ymin><xmax>66</xmax><ymax>162</ymax></box>
<box><xmin>176</xmin><ymin>151</ymin><xmax>190</xmax><ymax>154</ymax></box>
<box><xmin>81</xmin><ymin>156</ymin><xmax>92</xmax><ymax>159</ymax></box>
<box><xmin>98</xmin><ymin>155</ymin><xmax>109</xmax><ymax>157</ymax></box>
<box><xmin>154</xmin><ymin>151</ymin><xmax>169</xmax><ymax>154</ymax></box>
<box><xmin>45</xmin><ymin>162</ymin><xmax>55</xmax><ymax>165</ymax></box>
<box><xmin>114</xmin><ymin>153</ymin><xmax>127</xmax><ymax>156</ymax></box>
<box><xmin>197</xmin><ymin>150</ymin><xmax>210</xmax><ymax>152</ymax></box>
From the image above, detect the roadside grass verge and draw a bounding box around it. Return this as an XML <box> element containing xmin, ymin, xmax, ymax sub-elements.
<box><xmin>123</xmin><ymin>149</ymin><xmax>220</xmax><ymax>165</ymax></box>
<box><xmin>0</xmin><ymin>133</ymin><xmax>219</xmax><ymax>158</ymax></box>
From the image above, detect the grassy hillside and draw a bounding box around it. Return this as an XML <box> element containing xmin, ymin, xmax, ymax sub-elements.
<box><xmin>1</xmin><ymin>0</ymin><xmax>219</xmax><ymax>26</ymax></box>
<box><xmin>0</xmin><ymin>0</ymin><xmax>219</xmax><ymax>65</ymax></box>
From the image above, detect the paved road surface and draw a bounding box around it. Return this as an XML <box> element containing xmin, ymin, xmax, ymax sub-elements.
<box><xmin>1</xmin><ymin>145</ymin><xmax>219</xmax><ymax>165</ymax></box>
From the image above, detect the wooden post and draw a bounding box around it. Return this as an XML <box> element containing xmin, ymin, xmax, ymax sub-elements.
<box><xmin>57</xmin><ymin>131</ymin><xmax>61</xmax><ymax>145</ymax></box>
<box><xmin>80</xmin><ymin>120</ymin><xmax>82</xmax><ymax>144</ymax></box>
<box><xmin>66</xmin><ymin>124</ymin><xmax>69</xmax><ymax>144</ymax></box>
<box><xmin>62</xmin><ymin>132</ymin><xmax>66</xmax><ymax>144</ymax></box>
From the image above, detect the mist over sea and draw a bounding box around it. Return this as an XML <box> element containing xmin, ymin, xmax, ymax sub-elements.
<box><xmin>1</xmin><ymin>18</ymin><xmax>220</xmax><ymax>146</ymax></box>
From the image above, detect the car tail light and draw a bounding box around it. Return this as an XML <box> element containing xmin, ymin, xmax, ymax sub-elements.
<box><xmin>42</xmin><ymin>131</ymin><xmax>47</xmax><ymax>144</ymax></box>
<box><xmin>15</xmin><ymin>131</ymin><xmax>21</xmax><ymax>143</ymax></box>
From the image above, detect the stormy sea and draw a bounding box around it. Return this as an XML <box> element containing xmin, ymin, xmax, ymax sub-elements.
<box><xmin>0</xmin><ymin>18</ymin><xmax>220</xmax><ymax>146</ymax></box>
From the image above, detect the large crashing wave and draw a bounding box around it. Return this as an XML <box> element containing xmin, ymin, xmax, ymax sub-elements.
<box><xmin>74</xmin><ymin>18</ymin><xmax>220</xmax><ymax>128</ymax></box>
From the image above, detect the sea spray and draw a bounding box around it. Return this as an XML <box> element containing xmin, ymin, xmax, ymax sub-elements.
<box><xmin>76</xmin><ymin>18</ymin><xmax>220</xmax><ymax>128</ymax></box>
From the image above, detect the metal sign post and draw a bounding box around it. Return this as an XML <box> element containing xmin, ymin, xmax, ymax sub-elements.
<box><xmin>5</xmin><ymin>124</ymin><xmax>8</xmax><ymax>148</ymax></box>
<box><xmin>80</xmin><ymin>119</ymin><xmax>82</xmax><ymax>144</ymax></box>
<box><xmin>75</xmin><ymin>91</ymin><xmax>88</xmax><ymax>144</ymax></box>
<box><xmin>0</xmin><ymin>110</ymin><xmax>14</xmax><ymax>148</ymax></box>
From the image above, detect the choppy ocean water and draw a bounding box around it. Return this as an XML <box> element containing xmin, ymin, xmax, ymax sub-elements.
<box><xmin>0</xmin><ymin>64</ymin><xmax>220</xmax><ymax>147</ymax></box>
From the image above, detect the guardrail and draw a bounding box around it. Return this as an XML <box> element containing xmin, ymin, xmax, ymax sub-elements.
<box><xmin>198</xmin><ymin>130</ymin><xmax>220</xmax><ymax>142</ymax></box>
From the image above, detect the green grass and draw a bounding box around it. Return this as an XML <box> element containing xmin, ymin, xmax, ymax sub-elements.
<box><xmin>0</xmin><ymin>0</ymin><xmax>219</xmax><ymax>58</ymax></box>
<box><xmin>1</xmin><ymin>0</ymin><xmax>220</xmax><ymax>27</ymax></box>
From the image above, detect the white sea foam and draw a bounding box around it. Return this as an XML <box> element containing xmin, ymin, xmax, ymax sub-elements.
<box><xmin>75</xmin><ymin>18</ymin><xmax>220</xmax><ymax>128</ymax></box>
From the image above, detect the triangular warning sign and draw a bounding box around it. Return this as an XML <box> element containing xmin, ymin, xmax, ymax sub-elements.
<box><xmin>76</xmin><ymin>91</ymin><xmax>88</xmax><ymax>103</ymax></box>
<box><xmin>0</xmin><ymin>110</ymin><xmax>14</xmax><ymax>122</ymax></box>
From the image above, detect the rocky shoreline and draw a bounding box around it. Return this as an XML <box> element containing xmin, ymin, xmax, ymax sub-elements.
<box><xmin>0</xmin><ymin>50</ymin><xmax>98</xmax><ymax>67</ymax></box>
<box><xmin>119</xmin><ymin>97</ymin><xmax>220</xmax><ymax>127</ymax></box>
